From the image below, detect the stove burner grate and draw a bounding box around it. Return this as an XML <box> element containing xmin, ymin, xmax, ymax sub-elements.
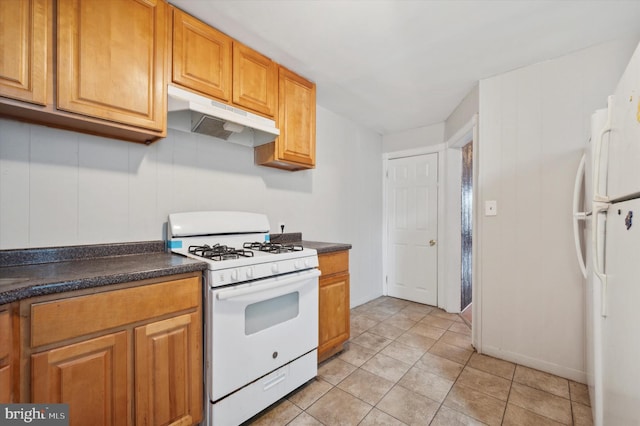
<box><xmin>243</xmin><ymin>242</ymin><xmax>304</xmax><ymax>254</ymax></box>
<box><xmin>189</xmin><ymin>244</ymin><xmax>254</xmax><ymax>261</ymax></box>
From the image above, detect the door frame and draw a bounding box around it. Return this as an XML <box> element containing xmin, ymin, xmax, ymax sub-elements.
<box><xmin>443</xmin><ymin>115</ymin><xmax>481</xmax><ymax>351</ymax></box>
<box><xmin>382</xmin><ymin>115</ymin><xmax>481</xmax><ymax>350</ymax></box>
<box><xmin>382</xmin><ymin>145</ymin><xmax>445</xmax><ymax>309</ymax></box>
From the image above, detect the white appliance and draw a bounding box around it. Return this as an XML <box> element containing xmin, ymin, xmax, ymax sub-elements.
<box><xmin>573</xmin><ymin>108</ymin><xmax>607</xmax><ymax>426</ymax></box>
<box><xmin>574</xmin><ymin>43</ymin><xmax>640</xmax><ymax>426</ymax></box>
<box><xmin>167</xmin><ymin>211</ymin><xmax>319</xmax><ymax>426</ymax></box>
<box><xmin>167</xmin><ymin>85</ymin><xmax>280</xmax><ymax>147</ymax></box>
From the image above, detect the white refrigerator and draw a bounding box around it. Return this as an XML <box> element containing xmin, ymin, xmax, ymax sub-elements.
<box><xmin>575</xmin><ymin>42</ymin><xmax>640</xmax><ymax>426</ymax></box>
<box><xmin>574</xmin><ymin>107</ymin><xmax>606</xmax><ymax>426</ymax></box>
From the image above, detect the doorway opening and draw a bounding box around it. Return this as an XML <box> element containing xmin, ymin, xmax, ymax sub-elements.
<box><xmin>460</xmin><ymin>141</ymin><xmax>473</xmax><ymax>324</ymax></box>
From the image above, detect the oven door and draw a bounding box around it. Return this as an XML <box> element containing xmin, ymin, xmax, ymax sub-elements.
<box><xmin>209</xmin><ymin>268</ymin><xmax>320</xmax><ymax>401</ymax></box>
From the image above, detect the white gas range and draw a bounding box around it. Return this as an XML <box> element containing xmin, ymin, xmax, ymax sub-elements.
<box><xmin>168</xmin><ymin>211</ymin><xmax>319</xmax><ymax>426</ymax></box>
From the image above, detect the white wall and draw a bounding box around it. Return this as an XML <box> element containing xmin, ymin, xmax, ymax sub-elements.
<box><xmin>382</xmin><ymin>122</ymin><xmax>444</xmax><ymax>153</ymax></box>
<box><xmin>444</xmin><ymin>85</ymin><xmax>479</xmax><ymax>141</ymax></box>
<box><xmin>0</xmin><ymin>105</ymin><xmax>383</xmax><ymax>307</ymax></box>
<box><xmin>477</xmin><ymin>37</ymin><xmax>639</xmax><ymax>382</ymax></box>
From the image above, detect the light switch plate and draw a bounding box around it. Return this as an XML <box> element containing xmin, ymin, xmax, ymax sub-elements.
<box><xmin>485</xmin><ymin>200</ymin><xmax>497</xmax><ymax>216</ymax></box>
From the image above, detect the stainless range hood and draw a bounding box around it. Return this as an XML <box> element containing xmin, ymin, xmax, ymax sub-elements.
<box><xmin>167</xmin><ymin>85</ymin><xmax>279</xmax><ymax>147</ymax></box>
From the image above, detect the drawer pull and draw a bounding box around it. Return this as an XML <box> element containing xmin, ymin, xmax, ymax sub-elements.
<box><xmin>263</xmin><ymin>372</ymin><xmax>286</xmax><ymax>391</ymax></box>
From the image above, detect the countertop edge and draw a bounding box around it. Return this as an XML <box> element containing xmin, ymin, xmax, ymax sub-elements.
<box><xmin>301</xmin><ymin>240</ymin><xmax>352</xmax><ymax>254</ymax></box>
<box><xmin>0</xmin><ymin>260</ymin><xmax>207</xmax><ymax>305</ymax></box>
<box><xmin>0</xmin><ymin>239</ymin><xmax>209</xmax><ymax>305</ymax></box>
<box><xmin>0</xmin><ymin>237</ymin><xmax>351</xmax><ymax>304</ymax></box>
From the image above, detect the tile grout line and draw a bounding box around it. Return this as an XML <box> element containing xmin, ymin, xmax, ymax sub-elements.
<box><xmin>431</xmin><ymin>325</ymin><xmax>485</xmax><ymax>426</ymax></box>
<box><xmin>338</xmin><ymin>302</ymin><xmax>437</xmax><ymax>424</ymax></box>
<box><xmin>501</xmin><ymin>370</ymin><xmax>515</xmax><ymax>426</ymax></box>
<box><xmin>356</xmin><ymin>304</ymin><xmax>488</xmax><ymax>425</ymax></box>
<box><xmin>255</xmin><ymin>297</ymin><xmax>590</xmax><ymax>425</ymax></box>
<box><xmin>353</xmin><ymin>305</ymin><xmax>474</xmax><ymax>425</ymax></box>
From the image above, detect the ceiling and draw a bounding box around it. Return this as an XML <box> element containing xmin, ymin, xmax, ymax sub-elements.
<box><xmin>170</xmin><ymin>0</ymin><xmax>640</xmax><ymax>136</ymax></box>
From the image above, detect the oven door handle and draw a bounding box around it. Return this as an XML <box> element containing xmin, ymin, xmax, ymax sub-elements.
<box><xmin>216</xmin><ymin>269</ymin><xmax>321</xmax><ymax>301</ymax></box>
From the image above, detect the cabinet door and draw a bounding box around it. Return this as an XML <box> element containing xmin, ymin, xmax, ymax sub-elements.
<box><xmin>57</xmin><ymin>0</ymin><xmax>167</xmax><ymax>131</ymax></box>
<box><xmin>254</xmin><ymin>66</ymin><xmax>316</xmax><ymax>171</ymax></box>
<box><xmin>135</xmin><ymin>312</ymin><xmax>202</xmax><ymax>426</ymax></box>
<box><xmin>318</xmin><ymin>273</ymin><xmax>350</xmax><ymax>358</ymax></box>
<box><xmin>0</xmin><ymin>365</ymin><xmax>10</xmax><ymax>403</ymax></box>
<box><xmin>278</xmin><ymin>67</ymin><xmax>316</xmax><ymax>167</ymax></box>
<box><xmin>0</xmin><ymin>0</ymin><xmax>48</xmax><ymax>105</ymax></box>
<box><xmin>172</xmin><ymin>8</ymin><xmax>232</xmax><ymax>101</ymax></box>
<box><xmin>0</xmin><ymin>309</ymin><xmax>12</xmax><ymax>403</ymax></box>
<box><xmin>32</xmin><ymin>331</ymin><xmax>129</xmax><ymax>426</ymax></box>
<box><xmin>232</xmin><ymin>42</ymin><xmax>277</xmax><ymax>117</ymax></box>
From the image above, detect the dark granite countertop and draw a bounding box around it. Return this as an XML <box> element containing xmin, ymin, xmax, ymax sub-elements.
<box><xmin>301</xmin><ymin>241</ymin><xmax>352</xmax><ymax>254</ymax></box>
<box><xmin>268</xmin><ymin>232</ymin><xmax>351</xmax><ymax>254</ymax></box>
<box><xmin>0</xmin><ymin>241</ymin><xmax>206</xmax><ymax>305</ymax></box>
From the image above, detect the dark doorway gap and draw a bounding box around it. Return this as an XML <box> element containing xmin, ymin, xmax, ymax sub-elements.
<box><xmin>461</xmin><ymin>141</ymin><xmax>473</xmax><ymax>311</ymax></box>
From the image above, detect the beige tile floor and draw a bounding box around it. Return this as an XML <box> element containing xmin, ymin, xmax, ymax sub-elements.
<box><xmin>245</xmin><ymin>296</ymin><xmax>593</xmax><ymax>425</ymax></box>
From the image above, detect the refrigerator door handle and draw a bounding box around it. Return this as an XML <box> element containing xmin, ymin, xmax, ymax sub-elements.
<box><xmin>593</xmin><ymin>96</ymin><xmax>613</xmax><ymax>203</ymax></box>
<box><xmin>592</xmin><ymin>201</ymin><xmax>609</xmax><ymax>317</ymax></box>
<box><xmin>572</xmin><ymin>152</ymin><xmax>588</xmax><ymax>279</ymax></box>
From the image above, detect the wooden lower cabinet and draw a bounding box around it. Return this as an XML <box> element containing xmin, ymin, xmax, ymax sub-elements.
<box><xmin>135</xmin><ymin>312</ymin><xmax>202</xmax><ymax>426</ymax></box>
<box><xmin>0</xmin><ymin>365</ymin><xmax>11</xmax><ymax>403</ymax></box>
<box><xmin>318</xmin><ymin>250</ymin><xmax>350</xmax><ymax>362</ymax></box>
<box><xmin>22</xmin><ymin>274</ymin><xmax>203</xmax><ymax>426</ymax></box>
<box><xmin>32</xmin><ymin>332</ymin><xmax>129</xmax><ymax>426</ymax></box>
<box><xmin>0</xmin><ymin>307</ymin><xmax>14</xmax><ymax>403</ymax></box>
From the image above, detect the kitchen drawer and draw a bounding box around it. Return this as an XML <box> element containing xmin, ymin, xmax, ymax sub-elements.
<box><xmin>31</xmin><ymin>277</ymin><xmax>200</xmax><ymax>347</ymax></box>
<box><xmin>211</xmin><ymin>350</ymin><xmax>317</xmax><ymax>425</ymax></box>
<box><xmin>318</xmin><ymin>251</ymin><xmax>349</xmax><ymax>277</ymax></box>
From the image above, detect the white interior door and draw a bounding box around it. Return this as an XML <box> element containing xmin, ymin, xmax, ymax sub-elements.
<box><xmin>386</xmin><ymin>153</ymin><xmax>438</xmax><ymax>305</ymax></box>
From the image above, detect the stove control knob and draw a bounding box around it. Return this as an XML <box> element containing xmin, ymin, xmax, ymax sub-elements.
<box><xmin>271</xmin><ymin>264</ymin><xmax>279</xmax><ymax>274</ymax></box>
<box><xmin>230</xmin><ymin>269</ymin><xmax>238</xmax><ymax>281</ymax></box>
<box><xmin>304</xmin><ymin>259</ymin><xmax>311</xmax><ymax>268</ymax></box>
<box><xmin>294</xmin><ymin>260</ymin><xmax>303</xmax><ymax>270</ymax></box>
<box><xmin>246</xmin><ymin>267</ymin><xmax>254</xmax><ymax>279</ymax></box>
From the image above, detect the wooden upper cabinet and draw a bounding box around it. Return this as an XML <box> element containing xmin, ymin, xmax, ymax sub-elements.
<box><xmin>57</xmin><ymin>0</ymin><xmax>167</xmax><ymax>131</ymax></box>
<box><xmin>172</xmin><ymin>8</ymin><xmax>232</xmax><ymax>101</ymax></box>
<box><xmin>232</xmin><ymin>42</ymin><xmax>277</xmax><ymax>117</ymax></box>
<box><xmin>255</xmin><ymin>66</ymin><xmax>316</xmax><ymax>170</ymax></box>
<box><xmin>278</xmin><ymin>67</ymin><xmax>316</xmax><ymax>167</ymax></box>
<box><xmin>0</xmin><ymin>0</ymin><xmax>49</xmax><ymax>105</ymax></box>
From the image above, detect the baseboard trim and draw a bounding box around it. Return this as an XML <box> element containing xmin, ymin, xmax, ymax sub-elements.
<box><xmin>481</xmin><ymin>345</ymin><xmax>587</xmax><ymax>384</ymax></box>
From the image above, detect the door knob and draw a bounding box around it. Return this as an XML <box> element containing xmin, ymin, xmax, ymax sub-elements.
<box><xmin>430</xmin><ymin>239</ymin><xmax>437</xmax><ymax>246</ymax></box>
